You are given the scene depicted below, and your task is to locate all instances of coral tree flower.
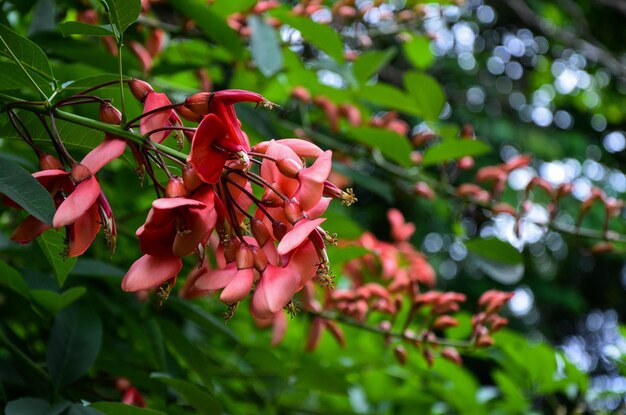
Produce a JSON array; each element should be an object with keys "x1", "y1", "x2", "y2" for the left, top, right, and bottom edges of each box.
[{"x1": 122, "y1": 186, "x2": 217, "y2": 292}]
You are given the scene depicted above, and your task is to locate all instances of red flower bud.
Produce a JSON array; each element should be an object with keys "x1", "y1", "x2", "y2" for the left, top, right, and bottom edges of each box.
[
  {"x1": 39, "y1": 153, "x2": 63, "y2": 170},
  {"x1": 128, "y1": 79, "x2": 154, "y2": 102},
  {"x1": 441, "y1": 347, "x2": 462, "y2": 366},
  {"x1": 272, "y1": 221, "x2": 287, "y2": 240},
  {"x1": 236, "y1": 244, "x2": 254, "y2": 269},
  {"x1": 283, "y1": 200, "x2": 304, "y2": 224},
  {"x1": 99, "y1": 102, "x2": 123, "y2": 125},
  {"x1": 176, "y1": 104, "x2": 203, "y2": 123},
  {"x1": 250, "y1": 245, "x2": 268, "y2": 272},
  {"x1": 70, "y1": 163, "x2": 92, "y2": 183},
  {"x1": 276, "y1": 158, "x2": 301, "y2": 179},
  {"x1": 394, "y1": 345, "x2": 408, "y2": 366},
  {"x1": 250, "y1": 218, "x2": 270, "y2": 246},
  {"x1": 182, "y1": 164, "x2": 203, "y2": 192},
  {"x1": 165, "y1": 176, "x2": 188, "y2": 198}
]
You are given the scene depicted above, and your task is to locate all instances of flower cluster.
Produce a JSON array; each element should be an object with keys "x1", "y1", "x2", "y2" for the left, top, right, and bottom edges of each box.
[{"x1": 118, "y1": 81, "x2": 356, "y2": 319}]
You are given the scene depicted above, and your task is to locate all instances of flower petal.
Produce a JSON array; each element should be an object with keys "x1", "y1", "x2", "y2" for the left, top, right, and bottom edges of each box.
[
  {"x1": 121, "y1": 254, "x2": 182, "y2": 292},
  {"x1": 220, "y1": 268, "x2": 254, "y2": 304},
  {"x1": 140, "y1": 92, "x2": 173, "y2": 143},
  {"x1": 53, "y1": 177, "x2": 100, "y2": 228},
  {"x1": 67, "y1": 202, "x2": 101, "y2": 257},
  {"x1": 11, "y1": 215, "x2": 50, "y2": 243},
  {"x1": 251, "y1": 264, "x2": 299, "y2": 319},
  {"x1": 188, "y1": 114, "x2": 229, "y2": 184},
  {"x1": 194, "y1": 264, "x2": 237, "y2": 290},
  {"x1": 81, "y1": 136, "x2": 126, "y2": 174},
  {"x1": 276, "y1": 218, "x2": 326, "y2": 255}
]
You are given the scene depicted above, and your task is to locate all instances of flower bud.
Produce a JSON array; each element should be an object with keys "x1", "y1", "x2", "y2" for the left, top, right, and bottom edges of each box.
[
  {"x1": 176, "y1": 104, "x2": 203, "y2": 123},
  {"x1": 128, "y1": 79, "x2": 154, "y2": 102},
  {"x1": 283, "y1": 200, "x2": 304, "y2": 224},
  {"x1": 276, "y1": 158, "x2": 301, "y2": 179},
  {"x1": 165, "y1": 176, "x2": 188, "y2": 198},
  {"x1": 235, "y1": 244, "x2": 254, "y2": 269},
  {"x1": 185, "y1": 92, "x2": 214, "y2": 115},
  {"x1": 393, "y1": 345, "x2": 407, "y2": 366},
  {"x1": 99, "y1": 102, "x2": 123, "y2": 125},
  {"x1": 70, "y1": 163, "x2": 92, "y2": 183},
  {"x1": 182, "y1": 164, "x2": 203, "y2": 192},
  {"x1": 250, "y1": 218, "x2": 270, "y2": 246},
  {"x1": 39, "y1": 153, "x2": 63, "y2": 170},
  {"x1": 250, "y1": 245, "x2": 268, "y2": 272},
  {"x1": 272, "y1": 221, "x2": 287, "y2": 240},
  {"x1": 441, "y1": 347, "x2": 462, "y2": 366},
  {"x1": 223, "y1": 238, "x2": 240, "y2": 263}
]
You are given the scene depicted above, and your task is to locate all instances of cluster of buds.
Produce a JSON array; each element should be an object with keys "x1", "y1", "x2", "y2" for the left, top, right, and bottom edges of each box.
[
  {"x1": 117, "y1": 80, "x2": 357, "y2": 320},
  {"x1": 249, "y1": 208, "x2": 513, "y2": 366}
]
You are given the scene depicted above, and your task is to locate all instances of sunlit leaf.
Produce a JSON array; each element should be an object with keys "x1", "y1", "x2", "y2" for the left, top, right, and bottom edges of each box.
[
  {"x1": 422, "y1": 139, "x2": 491, "y2": 166},
  {"x1": 404, "y1": 71, "x2": 445, "y2": 121},
  {"x1": 403, "y1": 35, "x2": 433, "y2": 69},
  {"x1": 466, "y1": 238, "x2": 522, "y2": 265},
  {"x1": 353, "y1": 48, "x2": 396, "y2": 84},
  {"x1": 345, "y1": 126, "x2": 413, "y2": 166},
  {"x1": 276, "y1": 13, "x2": 344, "y2": 63}
]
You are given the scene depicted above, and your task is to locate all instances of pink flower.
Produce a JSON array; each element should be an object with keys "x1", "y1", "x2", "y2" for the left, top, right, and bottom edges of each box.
[
  {"x1": 137, "y1": 186, "x2": 217, "y2": 257},
  {"x1": 139, "y1": 92, "x2": 182, "y2": 143},
  {"x1": 121, "y1": 254, "x2": 182, "y2": 292}
]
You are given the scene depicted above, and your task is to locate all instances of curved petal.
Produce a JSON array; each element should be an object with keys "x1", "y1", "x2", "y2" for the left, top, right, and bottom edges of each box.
[
  {"x1": 276, "y1": 218, "x2": 326, "y2": 255},
  {"x1": 251, "y1": 265, "x2": 299, "y2": 319},
  {"x1": 152, "y1": 197, "x2": 204, "y2": 210},
  {"x1": 121, "y1": 254, "x2": 182, "y2": 292},
  {"x1": 81, "y1": 136, "x2": 126, "y2": 174},
  {"x1": 305, "y1": 197, "x2": 331, "y2": 219},
  {"x1": 275, "y1": 139, "x2": 323, "y2": 158},
  {"x1": 220, "y1": 268, "x2": 254, "y2": 304},
  {"x1": 194, "y1": 264, "x2": 237, "y2": 290},
  {"x1": 140, "y1": 92, "x2": 173, "y2": 143},
  {"x1": 67, "y1": 202, "x2": 101, "y2": 257},
  {"x1": 53, "y1": 177, "x2": 100, "y2": 228},
  {"x1": 11, "y1": 215, "x2": 50, "y2": 243},
  {"x1": 288, "y1": 240, "x2": 319, "y2": 289},
  {"x1": 188, "y1": 114, "x2": 229, "y2": 184}
]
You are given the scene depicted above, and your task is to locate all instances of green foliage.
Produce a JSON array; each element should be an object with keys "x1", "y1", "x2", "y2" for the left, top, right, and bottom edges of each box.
[{"x1": 0, "y1": 156, "x2": 55, "y2": 224}]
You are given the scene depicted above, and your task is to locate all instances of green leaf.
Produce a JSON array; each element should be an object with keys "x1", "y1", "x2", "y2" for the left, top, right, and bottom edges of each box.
[
  {"x1": 352, "y1": 48, "x2": 396, "y2": 84},
  {"x1": 465, "y1": 238, "x2": 522, "y2": 265},
  {"x1": 171, "y1": 0, "x2": 243, "y2": 57},
  {"x1": 0, "y1": 62, "x2": 39, "y2": 90},
  {"x1": 71, "y1": 259, "x2": 125, "y2": 278},
  {"x1": 0, "y1": 156, "x2": 55, "y2": 225},
  {"x1": 248, "y1": 16, "x2": 283, "y2": 76},
  {"x1": 211, "y1": 0, "x2": 257, "y2": 17},
  {"x1": 47, "y1": 305, "x2": 102, "y2": 389},
  {"x1": 36, "y1": 228, "x2": 77, "y2": 287},
  {"x1": 345, "y1": 126, "x2": 413, "y2": 167},
  {"x1": 30, "y1": 287, "x2": 87, "y2": 314},
  {"x1": 0, "y1": 259, "x2": 30, "y2": 299},
  {"x1": 403, "y1": 35, "x2": 433, "y2": 69},
  {"x1": 59, "y1": 22, "x2": 114, "y2": 37},
  {"x1": 422, "y1": 139, "x2": 491, "y2": 166},
  {"x1": 90, "y1": 402, "x2": 166, "y2": 415},
  {"x1": 0, "y1": 111, "x2": 106, "y2": 151},
  {"x1": 360, "y1": 83, "x2": 421, "y2": 116},
  {"x1": 5, "y1": 397, "x2": 51, "y2": 415},
  {"x1": 0, "y1": 24, "x2": 54, "y2": 95},
  {"x1": 332, "y1": 163, "x2": 394, "y2": 203},
  {"x1": 103, "y1": 0, "x2": 141, "y2": 36},
  {"x1": 152, "y1": 375, "x2": 221, "y2": 414},
  {"x1": 404, "y1": 71, "x2": 445, "y2": 121},
  {"x1": 277, "y1": 13, "x2": 344, "y2": 63}
]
